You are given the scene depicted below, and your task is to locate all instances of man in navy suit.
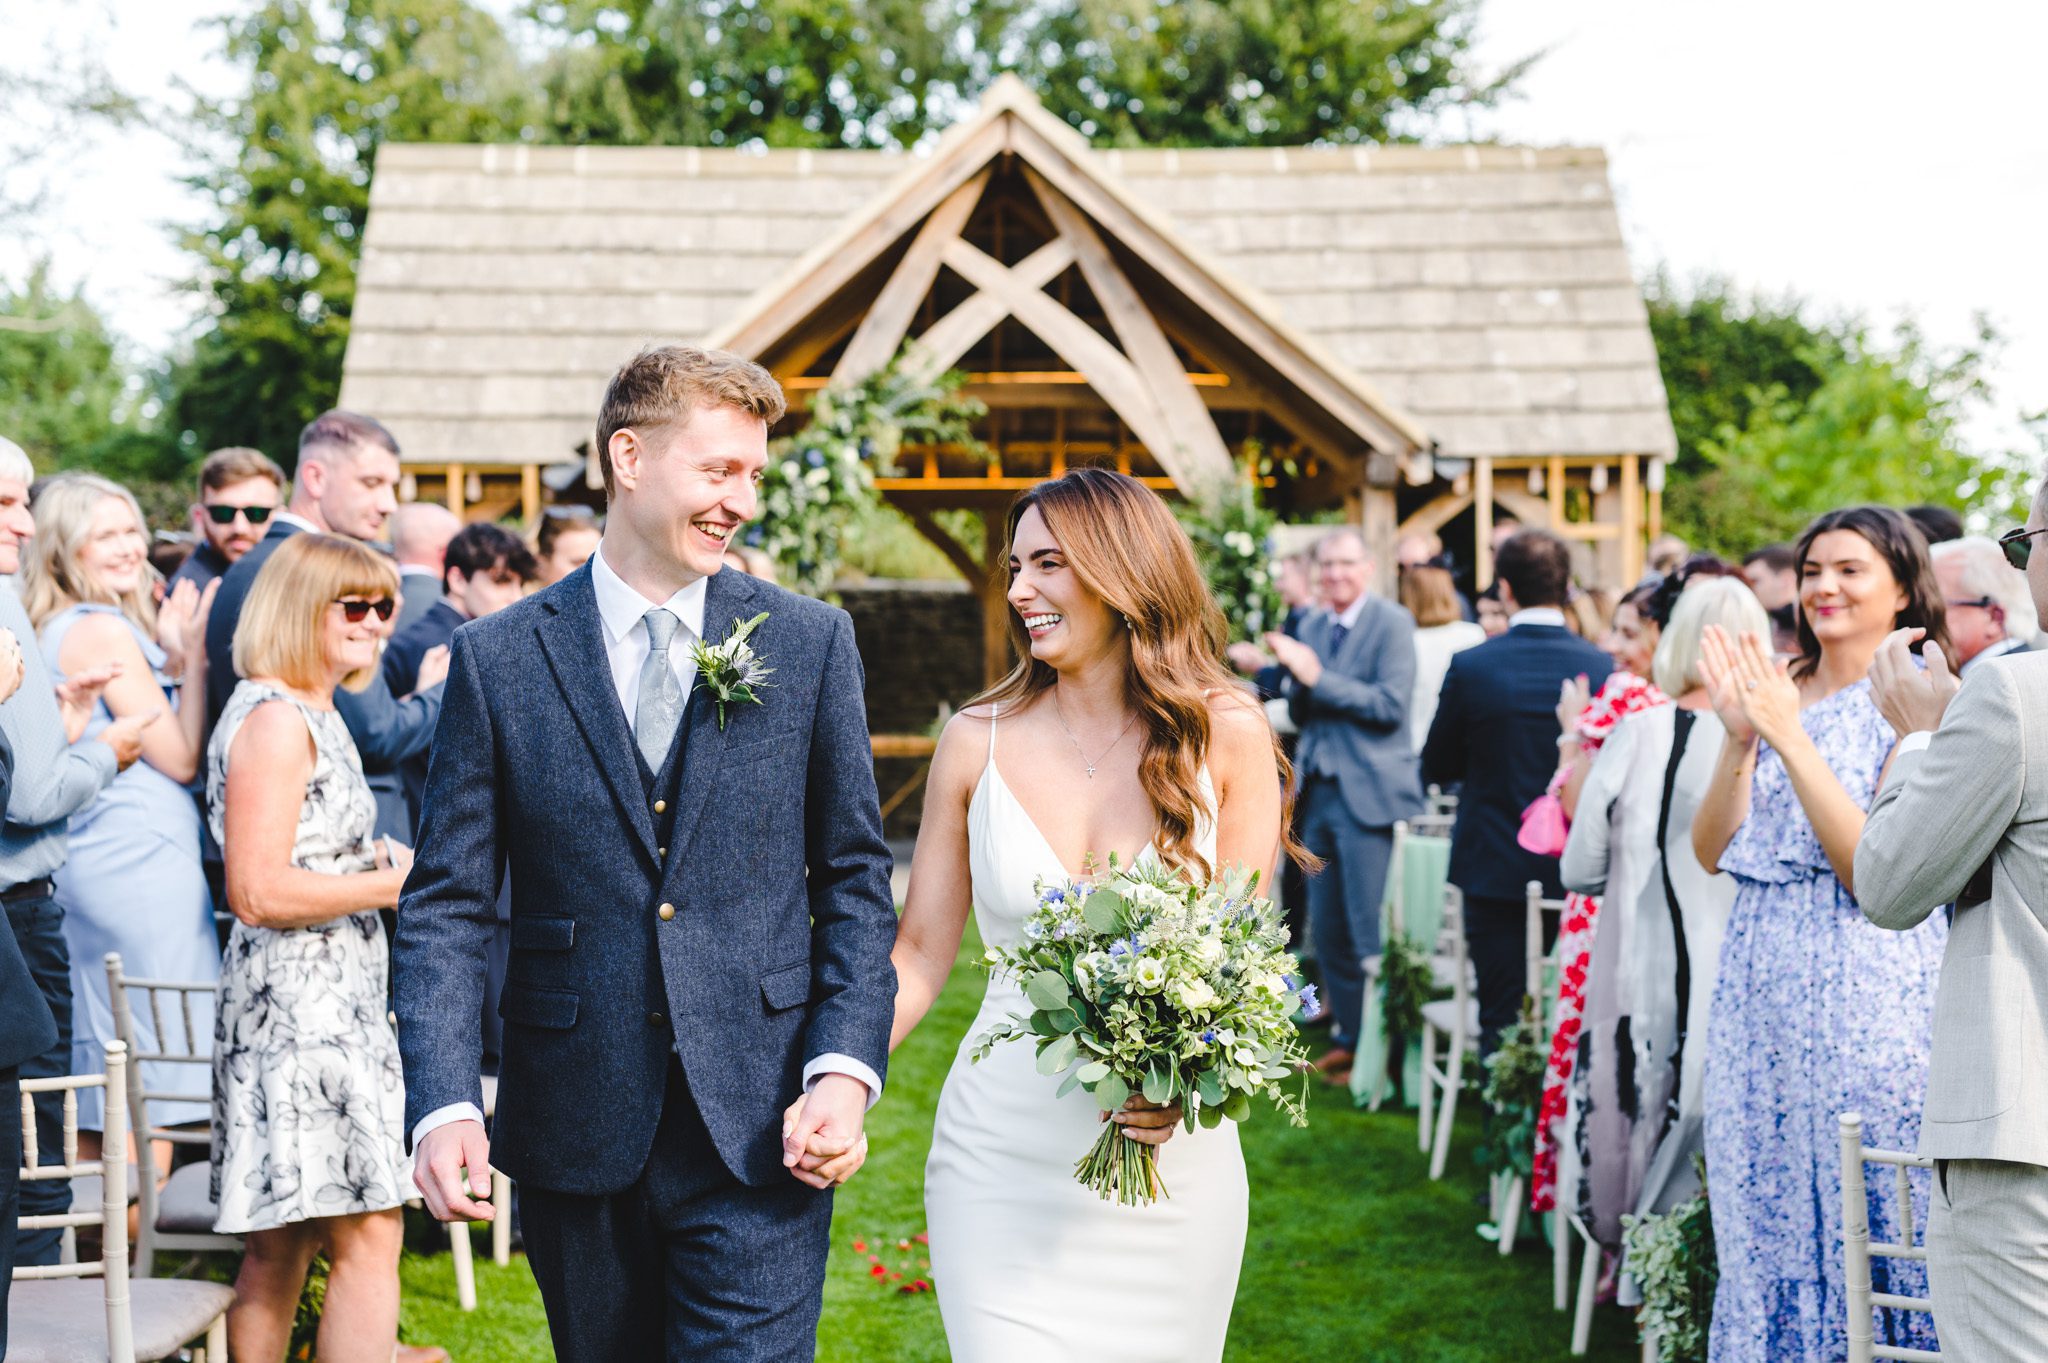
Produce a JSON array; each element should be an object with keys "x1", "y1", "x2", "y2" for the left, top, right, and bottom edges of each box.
[
  {"x1": 203, "y1": 411, "x2": 446, "y2": 841},
  {"x1": 1267, "y1": 528, "x2": 1426, "y2": 1083},
  {"x1": 394, "y1": 345, "x2": 896, "y2": 1362},
  {"x1": 1423, "y1": 529, "x2": 1611, "y2": 1056}
]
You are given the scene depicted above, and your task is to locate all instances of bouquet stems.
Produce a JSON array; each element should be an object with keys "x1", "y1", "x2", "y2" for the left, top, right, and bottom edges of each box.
[{"x1": 1075, "y1": 1122, "x2": 1171, "y2": 1206}]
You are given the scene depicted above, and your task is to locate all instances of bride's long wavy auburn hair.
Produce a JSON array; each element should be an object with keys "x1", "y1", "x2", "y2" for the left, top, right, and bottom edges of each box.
[{"x1": 970, "y1": 468, "x2": 1315, "y2": 882}]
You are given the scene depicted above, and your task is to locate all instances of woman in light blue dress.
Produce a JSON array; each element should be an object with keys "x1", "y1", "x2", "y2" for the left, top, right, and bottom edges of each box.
[
  {"x1": 22, "y1": 474, "x2": 220, "y2": 1134},
  {"x1": 1693, "y1": 507, "x2": 1947, "y2": 1362}
]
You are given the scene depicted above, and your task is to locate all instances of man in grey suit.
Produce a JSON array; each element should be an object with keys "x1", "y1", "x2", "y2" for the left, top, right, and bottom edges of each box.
[
  {"x1": 1856, "y1": 483, "x2": 2048, "y2": 1360},
  {"x1": 1266, "y1": 527, "x2": 1424, "y2": 1083}
]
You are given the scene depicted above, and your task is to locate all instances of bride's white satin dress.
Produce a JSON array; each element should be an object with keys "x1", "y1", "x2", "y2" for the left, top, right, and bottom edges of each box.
[{"x1": 924, "y1": 710, "x2": 1248, "y2": 1361}]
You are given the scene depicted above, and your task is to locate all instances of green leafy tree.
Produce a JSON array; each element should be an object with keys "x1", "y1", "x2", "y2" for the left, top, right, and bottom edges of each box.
[
  {"x1": 169, "y1": 0, "x2": 538, "y2": 467},
  {"x1": 0, "y1": 264, "x2": 158, "y2": 476},
  {"x1": 1002, "y1": 0, "x2": 1522, "y2": 146}
]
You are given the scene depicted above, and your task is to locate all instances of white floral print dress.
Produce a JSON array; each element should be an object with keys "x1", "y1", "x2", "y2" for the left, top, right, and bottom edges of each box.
[{"x1": 205, "y1": 681, "x2": 409, "y2": 1233}]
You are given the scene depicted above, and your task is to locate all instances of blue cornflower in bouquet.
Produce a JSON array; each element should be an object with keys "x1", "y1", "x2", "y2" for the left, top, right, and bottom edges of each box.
[{"x1": 972, "y1": 857, "x2": 1310, "y2": 1206}]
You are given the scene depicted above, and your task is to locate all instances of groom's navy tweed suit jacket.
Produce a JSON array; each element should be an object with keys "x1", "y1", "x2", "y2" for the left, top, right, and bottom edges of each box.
[{"x1": 392, "y1": 562, "x2": 898, "y2": 1195}]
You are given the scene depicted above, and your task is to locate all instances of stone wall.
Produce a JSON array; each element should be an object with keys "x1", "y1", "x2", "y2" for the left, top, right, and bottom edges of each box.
[{"x1": 840, "y1": 579, "x2": 986, "y2": 838}]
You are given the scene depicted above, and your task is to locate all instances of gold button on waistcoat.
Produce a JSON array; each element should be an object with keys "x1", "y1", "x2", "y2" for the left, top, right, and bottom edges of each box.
[
  {"x1": 653, "y1": 799, "x2": 668, "y2": 814},
  {"x1": 658, "y1": 902, "x2": 676, "y2": 921}
]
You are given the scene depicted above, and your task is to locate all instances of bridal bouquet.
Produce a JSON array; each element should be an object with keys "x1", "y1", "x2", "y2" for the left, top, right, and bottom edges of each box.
[{"x1": 971, "y1": 858, "x2": 1311, "y2": 1206}]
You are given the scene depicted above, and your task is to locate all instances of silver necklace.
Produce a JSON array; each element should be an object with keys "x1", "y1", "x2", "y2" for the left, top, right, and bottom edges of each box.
[{"x1": 1052, "y1": 688, "x2": 1138, "y2": 779}]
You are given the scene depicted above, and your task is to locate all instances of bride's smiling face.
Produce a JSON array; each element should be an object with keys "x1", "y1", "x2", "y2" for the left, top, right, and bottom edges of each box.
[{"x1": 1007, "y1": 506, "x2": 1120, "y2": 669}]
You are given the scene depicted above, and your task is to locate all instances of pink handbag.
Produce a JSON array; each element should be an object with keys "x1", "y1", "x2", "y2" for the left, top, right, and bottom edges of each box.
[{"x1": 1516, "y1": 792, "x2": 1569, "y2": 856}]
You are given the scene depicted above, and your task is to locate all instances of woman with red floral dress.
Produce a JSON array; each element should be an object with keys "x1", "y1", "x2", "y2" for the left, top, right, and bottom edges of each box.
[{"x1": 1529, "y1": 585, "x2": 1666, "y2": 1214}]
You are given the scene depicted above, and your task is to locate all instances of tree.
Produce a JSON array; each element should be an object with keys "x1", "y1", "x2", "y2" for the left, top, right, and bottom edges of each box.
[
  {"x1": 1001, "y1": 0, "x2": 1520, "y2": 146},
  {"x1": 169, "y1": 0, "x2": 537, "y2": 468}
]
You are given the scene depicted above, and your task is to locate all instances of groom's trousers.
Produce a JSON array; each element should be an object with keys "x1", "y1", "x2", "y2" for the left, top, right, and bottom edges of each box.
[{"x1": 520, "y1": 1057, "x2": 834, "y2": 1362}]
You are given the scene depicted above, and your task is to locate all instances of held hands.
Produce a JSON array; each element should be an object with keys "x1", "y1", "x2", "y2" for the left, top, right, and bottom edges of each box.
[
  {"x1": 413, "y1": 1119, "x2": 495, "y2": 1222},
  {"x1": 1556, "y1": 673, "x2": 1593, "y2": 737},
  {"x1": 1263, "y1": 632, "x2": 1321, "y2": 689},
  {"x1": 1700, "y1": 625, "x2": 1799, "y2": 748},
  {"x1": 1869, "y1": 627, "x2": 1958, "y2": 740},
  {"x1": 781, "y1": 1073, "x2": 871, "y2": 1191}
]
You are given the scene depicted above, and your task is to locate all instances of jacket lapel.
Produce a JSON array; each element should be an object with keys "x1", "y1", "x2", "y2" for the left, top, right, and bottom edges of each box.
[
  {"x1": 534, "y1": 566, "x2": 658, "y2": 863},
  {"x1": 663, "y1": 567, "x2": 759, "y2": 873}
]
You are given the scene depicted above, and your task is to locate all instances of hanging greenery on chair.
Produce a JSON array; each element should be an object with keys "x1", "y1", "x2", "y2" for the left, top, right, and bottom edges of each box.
[
  {"x1": 1378, "y1": 934, "x2": 1441, "y2": 1050},
  {"x1": 1475, "y1": 994, "x2": 1548, "y2": 1182},
  {"x1": 1176, "y1": 449, "x2": 1283, "y2": 642},
  {"x1": 1622, "y1": 1158, "x2": 1718, "y2": 1363},
  {"x1": 744, "y1": 357, "x2": 986, "y2": 596}
]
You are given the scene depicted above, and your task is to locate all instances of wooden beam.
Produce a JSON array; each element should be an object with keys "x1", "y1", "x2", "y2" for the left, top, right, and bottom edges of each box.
[
  {"x1": 832, "y1": 168, "x2": 991, "y2": 387},
  {"x1": 904, "y1": 506, "x2": 986, "y2": 586},
  {"x1": 901, "y1": 237, "x2": 1076, "y2": 383},
  {"x1": 446, "y1": 463, "x2": 466, "y2": 516},
  {"x1": 1547, "y1": 455, "x2": 1566, "y2": 528},
  {"x1": 520, "y1": 464, "x2": 540, "y2": 527},
  {"x1": 981, "y1": 511, "x2": 1013, "y2": 686},
  {"x1": 1475, "y1": 457, "x2": 1495, "y2": 588},
  {"x1": 939, "y1": 236, "x2": 1186, "y2": 485},
  {"x1": 1023, "y1": 165, "x2": 1235, "y2": 502},
  {"x1": 1620, "y1": 454, "x2": 1643, "y2": 584}
]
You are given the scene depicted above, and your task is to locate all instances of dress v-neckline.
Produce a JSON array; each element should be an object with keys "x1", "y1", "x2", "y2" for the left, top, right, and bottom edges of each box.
[{"x1": 981, "y1": 758, "x2": 1156, "y2": 884}]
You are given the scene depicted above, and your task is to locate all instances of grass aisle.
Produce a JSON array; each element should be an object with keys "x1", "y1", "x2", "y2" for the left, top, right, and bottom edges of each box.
[{"x1": 396, "y1": 929, "x2": 1640, "y2": 1361}]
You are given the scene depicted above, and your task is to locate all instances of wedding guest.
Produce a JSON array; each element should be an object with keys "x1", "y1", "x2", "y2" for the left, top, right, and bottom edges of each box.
[
  {"x1": 1475, "y1": 584, "x2": 1509, "y2": 638},
  {"x1": 1268, "y1": 527, "x2": 1425, "y2": 1085},
  {"x1": 721, "y1": 543, "x2": 780, "y2": 583},
  {"x1": 1693, "y1": 505, "x2": 1947, "y2": 1362},
  {"x1": 1857, "y1": 493, "x2": 2048, "y2": 1362},
  {"x1": 390, "y1": 501, "x2": 461, "y2": 635},
  {"x1": 148, "y1": 535, "x2": 194, "y2": 587},
  {"x1": 168, "y1": 446, "x2": 287, "y2": 597},
  {"x1": 1647, "y1": 533, "x2": 1690, "y2": 577},
  {"x1": 1741, "y1": 542, "x2": 1800, "y2": 650},
  {"x1": 1930, "y1": 535, "x2": 2037, "y2": 671},
  {"x1": 0, "y1": 623, "x2": 57, "y2": 1354},
  {"x1": 203, "y1": 410, "x2": 441, "y2": 842},
  {"x1": 1903, "y1": 503, "x2": 1963, "y2": 548},
  {"x1": 1489, "y1": 515, "x2": 1523, "y2": 558},
  {"x1": 208, "y1": 532, "x2": 417, "y2": 1363},
  {"x1": 1423, "y1": 530, "x2": 1610, "y2": 1057},
  {"x1": 1558, "y1": 571, "x2": 1764, "y2": 1262},
  {"x1": 1396, "y1": 530, "x2": 1475, "y2": 621},
  {"x1": 1399, "y1": 563, "x2": 1483, "y2": 754},
  {"x1": 1530, "y1": 580, "x2": 1666, "y2": 1216},
  {"x1": 0, "y1": 438, "x2": 146, "y2": 1267},
  {"x1": 20, "y1": 474, "x2": 220, "y2": 1141},
  {"x1": 1226, "y1": 550, "x2": 1315, "y2": 701},
  {"x1": 532, "y1": 504, "x2": 601, "y2": 586}
]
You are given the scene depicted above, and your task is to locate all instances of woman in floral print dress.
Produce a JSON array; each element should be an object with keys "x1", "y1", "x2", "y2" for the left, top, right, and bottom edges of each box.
[{"x1": 1693, "y1": 507, "x2": 1947, "y2": 1362}]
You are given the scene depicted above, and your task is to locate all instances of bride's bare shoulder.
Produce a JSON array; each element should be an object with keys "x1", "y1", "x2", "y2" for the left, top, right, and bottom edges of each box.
[{"x1": 1203, "y1": 685, "x2": 1275, "y2": 781}]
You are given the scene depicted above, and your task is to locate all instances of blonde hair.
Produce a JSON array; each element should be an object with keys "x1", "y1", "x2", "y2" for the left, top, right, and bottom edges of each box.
[
  {"x1": 974, "y1": 469, "x2": 1312, "y2": 880},
  {"x1": 20, "y1": 473, "x2": 158, "y2": 632},
  {"x1": 1652, "y1": 577, "x2": 1772, "y2": 696},
  {"x1": 594, "y1": 345, "x2": 786, "y2": 499},
  {"x1": 234, "y1": 533, "x2": 400, "y2": 693}
]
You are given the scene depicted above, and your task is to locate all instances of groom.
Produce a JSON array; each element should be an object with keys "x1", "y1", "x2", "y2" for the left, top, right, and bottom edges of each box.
[{"x1": 393, "y1": 345, "x2": 898, "y2": 1360}]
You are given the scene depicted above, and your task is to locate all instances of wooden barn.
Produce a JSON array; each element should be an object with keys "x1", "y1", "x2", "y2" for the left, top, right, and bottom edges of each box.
[{"x1": 339, "y1": 76, "x2": 1676, "y2": 625}]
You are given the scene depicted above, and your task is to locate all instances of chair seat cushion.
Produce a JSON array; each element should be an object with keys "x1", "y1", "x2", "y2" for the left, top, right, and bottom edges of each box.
[
  {"x1": 1429, "y1": 955, "x2": 1466, "y2": 991},
  {"x1": 155, "y1": 1161, "x2": 219, "y2": 1234},
  {"x1": 8, "y1": 1276, "x2": 233, "y2": 1362},
  {"x1": 1420, "y1": 998, "x2": 1480, "y2": 1039},
  {"x1": 67, "y1": 1163, "x2": 141, "y2": 1212}
]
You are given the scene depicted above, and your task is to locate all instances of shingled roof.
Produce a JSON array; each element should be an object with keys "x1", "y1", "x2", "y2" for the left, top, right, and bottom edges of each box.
[{"x1": 341, "y1": 114, "x2": 1673, "y2": 471}]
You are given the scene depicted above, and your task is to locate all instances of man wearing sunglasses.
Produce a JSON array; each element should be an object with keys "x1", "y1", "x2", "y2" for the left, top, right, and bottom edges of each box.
[
  {"x1": 166, "y1": 446, "x2": 286, "y2": 596},
  {"x1": 1929, "y1": 536, "x2": 2039, "y2": 674},
  {"x1": 1857, "y1": 495, "x2": 2048, "y2": 1361}
]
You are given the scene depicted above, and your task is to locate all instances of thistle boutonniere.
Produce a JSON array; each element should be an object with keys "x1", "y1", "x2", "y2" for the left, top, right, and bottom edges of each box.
[{"x1": 691, "y1": 611, "x2": 773, "y2": 730}]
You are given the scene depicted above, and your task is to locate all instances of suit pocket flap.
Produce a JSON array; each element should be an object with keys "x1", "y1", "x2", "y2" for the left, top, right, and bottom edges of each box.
[
  {"x1": 510, "y1": 916, "x2": 575, "y2": 951},
  {"x1": 760, "y1": 962, "x2": 810, "y2": 1012},
  {"x1": 499, "y1": 984, "x2": 579, "y2": 1030}
]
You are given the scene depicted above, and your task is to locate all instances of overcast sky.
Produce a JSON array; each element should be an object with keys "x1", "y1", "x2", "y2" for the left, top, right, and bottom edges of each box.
[{"x1": 7, "y1": 0, "x2": 2043, "y2": 451}]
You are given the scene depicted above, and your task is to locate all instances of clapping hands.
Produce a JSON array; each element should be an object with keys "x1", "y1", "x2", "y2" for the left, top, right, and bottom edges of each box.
[
  {"x1": 155, "y1": 577, "x2": 218, "y2": 680},
  {"x1": 1699, "y1": 625, "x2": 1799, "y2": 747}
]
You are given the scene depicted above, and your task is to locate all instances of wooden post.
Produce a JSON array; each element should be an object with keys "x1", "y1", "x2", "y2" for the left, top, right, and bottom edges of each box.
[
  {"x1": 521, "y1": 464, "x2": 541, "y2": 528},
  {"x1": 1547, "y1": 454, "x2": 1566, "y2": 530},
  {"x1": 1647, "y1": 457, "x2": 1665, "y2": 543},
  {"x1": 981, "y1": 511, "x2": 1012, "y2": 686},
  {"x1": 1620, "y1": 454, "x2": 1643, "y2": 585},
  {"x1": 1475, "y1": 457, "x2": 1496, "y2": 588},
  {"x1": 445, "y1": 463, "x2": 466, "y2": 516},
  {"x1": 1362, "y1": 481, "x2": 1396, "y2": 597}
]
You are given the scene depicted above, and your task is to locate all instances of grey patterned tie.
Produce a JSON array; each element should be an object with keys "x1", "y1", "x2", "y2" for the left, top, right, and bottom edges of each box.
[{"x1": 635, "y1": 608, "x2": 685, "y2": 772}]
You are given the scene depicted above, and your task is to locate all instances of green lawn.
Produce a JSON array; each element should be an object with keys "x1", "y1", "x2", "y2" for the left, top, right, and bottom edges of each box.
[{"x1": 394, "y1": 932, "x2": 1641, "y2": 1362}]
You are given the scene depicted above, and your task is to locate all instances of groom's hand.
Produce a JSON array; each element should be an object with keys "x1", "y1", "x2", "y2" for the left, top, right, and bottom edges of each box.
[
  {"x1": 782, "y1": 1074, "x2": 869, "y2": 1191},
  {"x1": 415, "y1": 1120, "x2": 496, "y2": 1222}
]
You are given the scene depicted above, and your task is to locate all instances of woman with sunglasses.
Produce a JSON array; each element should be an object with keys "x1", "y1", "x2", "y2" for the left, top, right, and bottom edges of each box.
[
  {"x1": 206, "y1": 533, "x2": 421, "y2": 1363},
  {"x1": 18, "y1": 473, "x2": 220, "y2": 1149}
]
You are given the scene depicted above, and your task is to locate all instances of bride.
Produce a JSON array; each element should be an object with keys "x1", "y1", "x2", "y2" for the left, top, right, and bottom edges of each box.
[{"x1": 817, "y1": 468, "x2": 1303, "y2": 1359}]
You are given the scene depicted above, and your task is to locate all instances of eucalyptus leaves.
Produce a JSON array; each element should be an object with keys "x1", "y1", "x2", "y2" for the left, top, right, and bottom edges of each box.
[{"x1": 972, "y1": 858, "x2": 1310, "y2": 1205}]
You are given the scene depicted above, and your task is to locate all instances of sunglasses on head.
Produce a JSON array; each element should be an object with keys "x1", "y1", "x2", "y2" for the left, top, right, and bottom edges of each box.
[
  {"x1": 202, "y1": 503, "x2": 273, "y2": 525},
  {"x1": 1999, "y1": 526, "x2": 2048, "y2": 570},
  {"x1": 333, "y1": 597, "x2": 396, "y2": 623}
]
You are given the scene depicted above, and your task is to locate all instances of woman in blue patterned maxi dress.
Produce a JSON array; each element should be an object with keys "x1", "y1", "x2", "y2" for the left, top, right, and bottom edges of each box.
[{"x1": 1692, "y1": 507, "x2": 1948, "y2": 1363}]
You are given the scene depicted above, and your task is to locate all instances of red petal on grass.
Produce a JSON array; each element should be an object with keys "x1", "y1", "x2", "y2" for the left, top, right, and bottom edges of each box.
[
  {"x1": 852, "y1": 1239, "x2": 867, "y2": 1253},
  {"x1": 869, "y1": 1263, "x2": 887, "y2": 1279},
  {"x1": 913, "y1": 1232, "x2": 930, "y2": 1244}
]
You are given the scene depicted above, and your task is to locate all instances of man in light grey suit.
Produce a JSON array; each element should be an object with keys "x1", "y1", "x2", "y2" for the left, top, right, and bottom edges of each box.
[
  {"x1": 1266, "y1": 527, "x2": 1424, "y2": 1084},
  {"x1": 1856, "y1": 478, "x2": 2048, "y2": 1361}
]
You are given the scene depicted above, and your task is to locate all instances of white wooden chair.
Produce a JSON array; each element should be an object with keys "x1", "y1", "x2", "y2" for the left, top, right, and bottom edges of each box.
[
  {"x1": 1417, "y1": 886, "x2": 1477, "y2": 1179},
  {"x1": 1840, "y1": 1111, "x2": 1942, "y2": 1363},
  {"x1": 445, "y1": 1073, "x2": 517, "y2": 1312},
  {"x1": 105, "y1": 953, "x2": 243, "y2": 1277},
  {"x1": 1494, "y1": 882, "x2": 1566, "y2": 1259},
  {"x1": 10, "y1": 1041, "x2": 234, "y2": 1362}
]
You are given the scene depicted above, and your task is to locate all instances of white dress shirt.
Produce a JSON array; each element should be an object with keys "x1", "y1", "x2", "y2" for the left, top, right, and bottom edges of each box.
[
  {"x1": 412, "y1": 544, "x2": 877, "y2": 1150},
  {"x1": 1962, "y1": 635, "x2": 2028, "y2": 674},
  {"x1": 1508, "y1": 606, "x2": 1569, "y2": 629}
]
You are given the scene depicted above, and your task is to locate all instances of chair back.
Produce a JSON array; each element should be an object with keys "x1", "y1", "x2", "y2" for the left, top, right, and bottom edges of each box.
[
  {"x1": 106, "y1": 952, "x2": 219, "y2": 1263},
  {"x1": 15, "y1": 1042, "x2": 133, "y2": 1356},
  {"x1": 1524, "y1": 880, "x2": 1569, "y2": 1004},
  {"x1": 1839, "y1": 1111, "x2": 1941, "y2": 1363}
]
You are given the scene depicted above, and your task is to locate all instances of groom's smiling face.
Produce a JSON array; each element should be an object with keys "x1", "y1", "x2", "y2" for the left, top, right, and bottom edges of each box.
[{"x1": 610, "y1": 402, "x2": 768, "y2": 581}]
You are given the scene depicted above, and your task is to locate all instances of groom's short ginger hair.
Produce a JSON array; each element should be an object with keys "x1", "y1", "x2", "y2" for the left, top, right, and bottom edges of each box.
[{"x1": 595, "y1": 345, "x2": 786, "y2": 499}]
